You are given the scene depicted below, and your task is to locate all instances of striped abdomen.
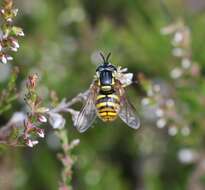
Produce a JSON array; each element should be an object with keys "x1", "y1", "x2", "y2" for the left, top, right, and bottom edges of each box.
[{"x1": 95, "y1": 93, "x2": 120, "y2": 122}]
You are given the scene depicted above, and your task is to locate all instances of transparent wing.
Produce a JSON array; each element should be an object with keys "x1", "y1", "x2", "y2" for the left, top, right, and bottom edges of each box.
[
  {"x1": 74, "y1": 83, "x2": 98, "y2": 133},
  {"x1": 119, "y1": 96, "x2": 140, "y2": 129},
  {"x1": 114, "y1": 80, "x2": 140, "y2": 129}
]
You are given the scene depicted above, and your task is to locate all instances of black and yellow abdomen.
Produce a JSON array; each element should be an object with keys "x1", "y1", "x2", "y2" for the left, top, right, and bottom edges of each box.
[{"x1": 95, "y1": 93, "x2": 120, "y2": 122}]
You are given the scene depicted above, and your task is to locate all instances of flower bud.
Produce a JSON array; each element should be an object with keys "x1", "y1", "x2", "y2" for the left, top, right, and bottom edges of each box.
[
  {"x1": 32, "y1": 140, "x2": 39, "y2": 146},
  {"x1": 26, "y1": 139, "x2": 33, "y2": 147},
  {"x1": 28, "y1": 74, "x2": 38, "y2": 88},
  {"x1": 70, "y1": 139, "x2": 80, "y2": 148},
  {"x1": 26, "y1": 139, "x2": 39, "y2": 147},
  {"x1": 6, "y1": 55, "x2": 13, "y2": 60},
  {"x1": 36, "y1": 129, "x2": 45, "y2": 138},
  {"x1": 11, "y1": 26, "x2": 24, "y2": 36},
  {"x1": 1, "y1": 54, "x2": 7, "y2": 64},
  {"x1": 38, "y1": 115, "x2": 47, "y2": 123}
]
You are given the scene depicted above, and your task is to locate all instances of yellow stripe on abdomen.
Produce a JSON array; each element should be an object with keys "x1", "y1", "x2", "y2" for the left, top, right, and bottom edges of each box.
[
  {"x1": 107, "y1": 112, "x2": 117, "y2": 116},
  {"x1": 96, "y1": 93, "x2": 120, "y2": 122},
  {"x1": 96, "y1": 94, "x2": 106, "y2": 100}
]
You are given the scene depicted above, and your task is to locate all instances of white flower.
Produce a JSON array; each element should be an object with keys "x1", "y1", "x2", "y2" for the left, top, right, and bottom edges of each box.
[
  {"x1": 26, "y1": 139, "x2": 33, "y2": 147},
  {"x1": 48, "y1": 112, "x2": 65, "y2": 129},
  {"x1": 141, "y1": 98, "x2": 150, "y2": 106},
  {"x1": 160, "y1": 24, "x2": 177, "y2": 35},
  {"x1": 153, "y1": 84, "x2": 161, "y2": 92},
  {"x1": 168, "y1": 126, "x2": 178, "y2": 136},
  {"x1": 26, "y1": 139, "x2": 39, "y2": 147},
  {"x1": 18, "y1": 30, "x2": 25, "y2": 36},
  {"x1": 70, "y1": 139, "x2": 80, "y2": 148},
  {"x1": 166, "y1": 99, "x2": 175, "y2": 107},
  {"x1": 114, "y1": 66, "x2": 133, "y2": 87},
  {"x1": 172, "y1": 31, "x2": 183, "y2": 45},
  {"x1": 11, "y1": 47, "x2": 18, "y2": 52},
  {"x1": 156, "y1": 118, "x2": 167, "y2": 128},
  {"x1": 12, "y1": 40, "x2": 20, "y2": 48},
  {"x1": 181, "y1": 58, "x2": 191, "y2": 69},
  {"x1": 6, "y1": 18, "x2": 12, "y2": 22},
  {"x1": 1, "y1": 9, "x2": 5, "y2": 14},
  {"x1": 117, "y1": 66, "x2": 128, "y2": 73},
  {"x1": 181, "y1": 127, "x2": 190, "y2": 136},
  {"x1": 6, "y1": 55, "x2": 13, "y2": 61},
  {"x1": 32, "y1": 140, "x2": 39, "y2": 146},
  {"x1": 13, "y1": 9, "x2": 18, "y2": 16},
  {"x1": 1, "y1": 54, "x2": 7, "y2": 64},
  {"x1": 119, "y1": 73, "x2": 133, "y2": 87},
  {"x1": 37, "y1": 129, "x2": 45, "y2": 138},
  {"x1": 178, "y1": 148, "x2": 197, "y2": 164},
  {"x1": 170, "y1": 68, "x2": 182, "y2": 79},
  {"x1": 172, "y1": 48, "x2": 184, "y2": 57},
  {"x1": 156, "y1": 109, "x2": 164, "y2": 117}
]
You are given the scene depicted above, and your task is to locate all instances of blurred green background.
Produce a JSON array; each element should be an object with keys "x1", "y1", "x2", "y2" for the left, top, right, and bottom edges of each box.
[{"x1": 1, "y1": 0, "x2": 205, "y2": 189}]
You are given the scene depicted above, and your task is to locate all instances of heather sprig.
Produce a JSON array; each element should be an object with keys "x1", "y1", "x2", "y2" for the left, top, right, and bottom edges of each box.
[
  {"x1": 161, "y1": 20, "x2": 201, "y2": 80},
  {"x1": 0, "y1": 0, "x2": 24, "y2": 64},
  {"x1": 139, "y1": 73, "x2": 190, "y2": 136},
  {"x1": 23, "y1": 74, "x2": 49, "y2": 147},
  {"x1": 56, "y1": 129, "x2": 80, "y2": 190}
]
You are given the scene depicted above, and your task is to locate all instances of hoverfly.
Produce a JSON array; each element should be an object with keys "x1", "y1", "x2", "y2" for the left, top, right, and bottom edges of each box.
[{"x1": 74, "y1": 52, "x2": 140, "y2": 132}]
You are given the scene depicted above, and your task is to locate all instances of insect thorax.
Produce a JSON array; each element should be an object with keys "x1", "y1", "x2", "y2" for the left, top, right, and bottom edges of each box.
[{"x1": 96, "y1": 69, "x2": 116, "y2": 93}]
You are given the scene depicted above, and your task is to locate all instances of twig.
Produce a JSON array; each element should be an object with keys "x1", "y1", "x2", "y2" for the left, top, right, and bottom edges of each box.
[
  {"x1": 0, "y1": 89, "x2": 88, "y2": 146},
  {"x1": 50, "y1": 90, "x2": 89, "y2": 113}
]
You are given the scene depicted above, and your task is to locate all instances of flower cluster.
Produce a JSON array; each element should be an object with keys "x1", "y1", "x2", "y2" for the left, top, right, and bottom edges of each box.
[
  {"x1": 0, "y1": 0, "x2": 24, "y2": 64},
  {"x1": 114, "y1": 66, "x2": 134, "y2": 87},
  {"x1": 139, "y1": 74, "x2": 190, "y2": 136},
  {"x1": 161, "y1": 20, "x2": 200, "y2": 80},
  {"x1": 23, "y1": 74, "x2": 49, "y2": 147}
]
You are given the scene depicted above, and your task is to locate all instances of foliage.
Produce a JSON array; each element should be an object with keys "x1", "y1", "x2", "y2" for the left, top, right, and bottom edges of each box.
[{"x1": 0, "y1": 0, "x2": 205, "y2": 190}]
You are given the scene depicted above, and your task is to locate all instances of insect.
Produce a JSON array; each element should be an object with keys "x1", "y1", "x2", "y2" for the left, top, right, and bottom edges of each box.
[{"x1": 74, "y1": 52, "x2": 140, "y2": 132}]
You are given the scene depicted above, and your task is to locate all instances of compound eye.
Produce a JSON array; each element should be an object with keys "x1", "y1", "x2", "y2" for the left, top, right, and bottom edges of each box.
[
  {"x1": 108, "y1": 65, "x2": 116, "y2": 71},
  {"x1": 107, "y1": 66, "x2": 112, "y2": 70},
  {"x1": 96, "y1": 66, "x2": 102, "y2": 72}
]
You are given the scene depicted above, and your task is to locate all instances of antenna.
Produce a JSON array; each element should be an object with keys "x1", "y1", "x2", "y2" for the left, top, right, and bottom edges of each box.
[
  {"x1": 100, "y1": 52, "x2": 106, "y2": 63},
  {"x1": 106, "y1": 52, "x2": 111, "y2": 63},
  {"x1": 99, "y1": 52, "x2": 111, "y2": 65}
]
